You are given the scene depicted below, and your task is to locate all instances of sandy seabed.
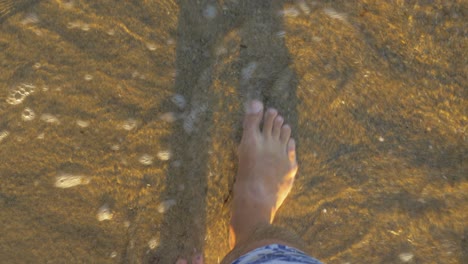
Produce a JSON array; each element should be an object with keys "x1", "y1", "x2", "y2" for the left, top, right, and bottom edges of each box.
[{"x1": 0, "y1": 0, "x2": 466, "y2": 263}]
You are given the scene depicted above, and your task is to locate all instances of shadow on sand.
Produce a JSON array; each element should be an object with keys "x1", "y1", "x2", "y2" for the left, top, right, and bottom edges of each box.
[{"x1": 148, "y1": 0, "x2": 298, "y2": 263}]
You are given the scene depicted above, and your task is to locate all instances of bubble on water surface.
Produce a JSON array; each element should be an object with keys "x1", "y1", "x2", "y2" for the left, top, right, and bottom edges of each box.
[
  {"x1": 67, "y1": 20, "x2": 90, "y2": 31},
  {"x1": 67, "y1": 21, "x2": 81, "y2": 29},
  {"x1": 323, "y1": 8, "x2": 348, "y2": 22},
  {"x1": 399, "y1": 252, "x2": 414, "y2": 262},
  {"x1": 171, "y1": 94, "x2": 186, "y2": 110},
  {"x1": 6, "y1": 83, "x2": 36, "y2": 105},
  {"x1": 276, "y1": 31, "x2": 286, "y2": 38},
  {"x1": 148, "y1": 237, "x2": 159, "y2": 249},
  {"x1": 21, "y1": 108, "x2": 35, "y2": 121},
  {"x1": 54, "y1": 174, "x2": 90, "y2": 188},
  {"x1": 157, "y1": 150, "x2": 172, "y2": 161},
  {"x1": 106, "y1": 28, "x2": 115, "y2": 36},
  {"x1": 146, "y1": 42, "x2": 157, "y2": 51},
  {"x1": 203, "y1": 5, "x2": 217, "y2": 19},
  {"x1": 110, "y1": 144, "x2": 120, "y2": 151},
  {"x1": 0, "y1": 130, "x2": 10, "y2": 143},
  {"x1": 21, "y1": 13, "x2": 39, "y2": 25},
  {"x1": 139, "y1": 154, "x2": 154, "y2": 165},
  {"x1": 97, "y1": 204, "x2": 113, "y2": 221},
  {"x1": 40, "y1": 113, "x2": 60, "y2": 124},
  {"x1": 80, "y1": 23, "x2": 90, "y2": 31},
  {"x1": 241, "y1": 62, "x2": 258, "y2": 84},
  {"x1": 76, "y1": 120, "x2": 90, "y2": 128},
  {"x1": 84, "y1": 74, "x2": 93, "y2": 81},
  {"x1": 183, "y1": 104, "x2": 207, "y2": 134},
  {"x1": 157, "y1": 199, "x2": 176, "y2": 213},
  {"x1": 279, "y1": 7, "x2": 299, "y2": 17},
  {"x1": 121, "y1": 119, "x2": 137, "y2": 130}
]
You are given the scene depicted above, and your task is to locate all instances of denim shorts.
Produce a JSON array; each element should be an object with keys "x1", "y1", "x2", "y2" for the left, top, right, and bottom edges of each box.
[{"x1": 231, "y1": 244, "x2": 322, "y2": 264}]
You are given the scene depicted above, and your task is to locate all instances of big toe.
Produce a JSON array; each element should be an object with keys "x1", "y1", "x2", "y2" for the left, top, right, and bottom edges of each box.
[{"x1": 243, "y1": 100, "x2": 263, "y2": 132}]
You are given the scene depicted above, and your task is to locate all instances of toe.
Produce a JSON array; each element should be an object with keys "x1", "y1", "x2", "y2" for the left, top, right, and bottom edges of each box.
[
  {"x1": 287, "y1": 138, "x2": 296, "y2": 163},
  {"x1": 280, "y1": 124, "x2": 291, "y2": 144},
  {"x1": 243, "y1": 100, "x2": 264, "y2": 133},
  {"x1": 175, "y1": 258, "x2": 187, "y2": 264},
  {"x1": 192, "y1": 253, "x2": 204, "y2": 264},
  {"x1": 272, "y1": 115, "x2": 284, "y2": 138},
  {"x1": 263, "y1": 108, "x2": 278, "y2": 136}
]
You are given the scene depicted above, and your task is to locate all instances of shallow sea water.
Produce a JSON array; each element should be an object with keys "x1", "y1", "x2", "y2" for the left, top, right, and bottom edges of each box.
[{"x1": 0, "y1": 0, "x2": 466, "y2": 263}]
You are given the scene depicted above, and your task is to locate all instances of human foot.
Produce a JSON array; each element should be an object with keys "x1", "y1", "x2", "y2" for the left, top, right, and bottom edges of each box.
[{"x1": 229, "y1": 100, "x2": 298, "y2": 248}]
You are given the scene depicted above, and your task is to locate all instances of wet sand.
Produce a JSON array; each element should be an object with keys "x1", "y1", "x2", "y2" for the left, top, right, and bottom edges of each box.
[{"x1": 0, "y1": 0, "x2": 466, "y2": 263}]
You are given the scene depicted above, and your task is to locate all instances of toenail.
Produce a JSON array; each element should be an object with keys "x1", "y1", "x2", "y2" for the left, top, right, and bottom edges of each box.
[
  {"x1": 247, "y1": 101, "x2": 263, "y2": 113},
  {"x1": 276, "y1": 116, "x2": 284, "y2": 123}
]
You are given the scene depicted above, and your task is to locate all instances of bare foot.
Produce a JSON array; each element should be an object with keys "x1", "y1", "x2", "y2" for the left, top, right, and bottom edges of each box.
[
  {"x1": 175, "y1": 253, "x2": 203, "y2": 264},
  {"x1": 229, "y1": 100, "x2": 298, "y2": 248}
]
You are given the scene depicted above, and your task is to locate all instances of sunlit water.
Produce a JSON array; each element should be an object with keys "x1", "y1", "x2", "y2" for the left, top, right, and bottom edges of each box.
[{"x1": 0, "y1": 0, "x2": 466, "y2": 263}]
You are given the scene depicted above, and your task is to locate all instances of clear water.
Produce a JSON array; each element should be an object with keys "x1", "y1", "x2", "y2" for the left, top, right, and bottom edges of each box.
[{"x1": 0, "y1": 0, "x2": 466, "y2": 263}]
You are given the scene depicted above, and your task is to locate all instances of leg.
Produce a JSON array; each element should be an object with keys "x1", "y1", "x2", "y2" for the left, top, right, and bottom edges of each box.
[{"x1": 222, "y1": 100, "x2": 310, "y2": 263}]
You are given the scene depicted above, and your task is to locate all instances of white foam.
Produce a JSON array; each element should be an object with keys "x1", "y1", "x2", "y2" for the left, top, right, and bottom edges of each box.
[{"x1": 21, "y1": 108, "x2": 35, "y2": 121}]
